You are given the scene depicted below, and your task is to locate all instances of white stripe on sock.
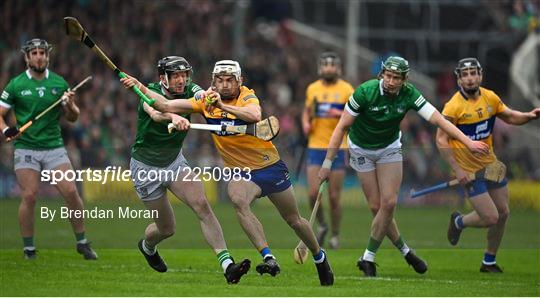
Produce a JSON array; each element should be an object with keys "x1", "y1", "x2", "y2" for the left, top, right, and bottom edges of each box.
[
  {"x1": 362, "y1": 249, "x2": 376, "y2": 262},
  {"x1": 221, "y1": 258, "x2": 233, "y2": 272},
  {"x1": 142, "y1": 239, "x2": 156, "y2": 255}
]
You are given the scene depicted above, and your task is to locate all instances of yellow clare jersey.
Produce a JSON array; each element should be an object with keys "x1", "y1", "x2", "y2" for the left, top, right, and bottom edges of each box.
[
  {"x1": 189, "y1": 86, "x2": 280, "y2": 170},
  {"x1": 305, "y1": 79, "x2": 354, "y2": 149},
  {"x1": 442, "y1": 87, "x2": 507, "y2": 172}
]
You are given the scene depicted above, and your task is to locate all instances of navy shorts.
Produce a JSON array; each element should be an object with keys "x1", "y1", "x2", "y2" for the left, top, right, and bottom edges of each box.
[
  {"x1": 307, "y1": 149, "x2": 345, "y2": 170},
  {"x1": 463, "y1": 178, "x2": 508, "y2": 198},
  {"x1": 241, "y1": 160, "x2": 292, "y2": 198}
]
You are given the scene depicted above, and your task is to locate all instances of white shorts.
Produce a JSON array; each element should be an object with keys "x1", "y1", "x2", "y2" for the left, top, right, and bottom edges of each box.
[
  {"x1": 348, "y1": 136, "x2": 403, "y2": 173},
  {"x1": 130, "y1": 150, "x2": 190, "y2": 201},
  {"x1": 14, "y1": 147, "x2": 72, "y2": 172}
]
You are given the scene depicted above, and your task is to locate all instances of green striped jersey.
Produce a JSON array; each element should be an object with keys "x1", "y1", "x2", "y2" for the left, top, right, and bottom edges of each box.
[
  {"x1": 346, "y1": 79, "x2": 428, "y2": 149},
  {"x1": 1, "y1": 69, "x2": 68, "y2": 149}
]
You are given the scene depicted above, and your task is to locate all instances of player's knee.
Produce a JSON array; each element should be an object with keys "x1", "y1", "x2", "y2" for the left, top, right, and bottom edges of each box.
[
  {"x1": 380, "y1": 197, "x2": 397, "y2": 213},
  {"x1": 230, "y1": 195, "x2": 249, "y2": 211},
  {"x1": 284, "y1": 214, "x2": 304, "y2": 230},
  {"x1": 21, "y1": 190, "x2": 37, "y2": 205},
  {"x1": 483, "y1": 213, "x2": 499, "y2": 226},
  {"x1": 498, "y1": 208, "x2": 509, "y2": 222},
  {"x1": 63, "y1": 185, "x2": 80, "y2": 201},
  {"x1": 191, "y1": 197, "x2": 212, "y2": 216},
  {"x1": 368, "y1": 205, "x2": 380, "y2": 215}
]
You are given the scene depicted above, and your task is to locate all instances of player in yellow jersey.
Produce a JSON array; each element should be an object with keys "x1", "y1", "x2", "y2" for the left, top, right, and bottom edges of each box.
[
  {"x1": 121, "y1": 60, "x2": 334, "y2": 286},
  {"x1": 436, "y1": 58, "x2": 540, "y2": 273},
  {"x1": 302, "y1": 52, "x2": 354, "y2": 248}
]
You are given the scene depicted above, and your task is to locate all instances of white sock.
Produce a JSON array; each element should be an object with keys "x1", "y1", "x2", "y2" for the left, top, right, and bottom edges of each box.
[
  {"x1": 362, "y1": 249, "x2": 376, "y2": 262},
  {"x1": 142, "y1": 239, "x2": 156, "y2": 255},
  {"x1": 77, "y1": 239, "x2": 88, "y2": 244},
  {"x1": 400, "y1": 243, "x2": 411, "y2": 256},
  {"x1": 23, "y1": 246, "x2": 36, "y2": 251},
  {"x1": 263, "y1": 253, "x2": 275, "y2": 260},
  {"x1": 221, "y1": 258, "x2": 233, "y2": 272}
]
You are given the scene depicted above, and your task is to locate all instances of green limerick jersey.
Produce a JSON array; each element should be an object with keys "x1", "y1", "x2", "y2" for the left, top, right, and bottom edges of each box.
[
  {"x1": 1, "y1": 70, "x2": 69, "y2": 149},
  {"x1": 346, "y1": 79, "x2": 428, "y2": 149},
  {"x1": 131, "y1": 82, "x2": 202, "y2": 167}
]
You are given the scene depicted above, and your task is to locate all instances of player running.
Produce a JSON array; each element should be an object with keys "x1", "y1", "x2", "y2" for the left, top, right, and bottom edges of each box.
[
  {"x1": 437, "y1": 57, "x2": 540, "y2": 273},
  {"x1": 128, "y1": 56, "x2": 249, "y2": 284},
  {"x1": 318, "y1": 56, "x2": 490, "y2": 277},
  {"x1": 302, "y1": 52, "x2": 354, "y2": 248},
  {"x1": 0, "y1": 38, "x2": 97, "y2": 260},
  {"x1": 121, "y1": 60, "x2": 334, "y2": 286}
]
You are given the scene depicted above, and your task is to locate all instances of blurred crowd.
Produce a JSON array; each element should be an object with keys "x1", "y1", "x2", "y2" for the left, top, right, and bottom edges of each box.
[{"x1": 1, "y1": 0, "x2": 538, "y2": 188}]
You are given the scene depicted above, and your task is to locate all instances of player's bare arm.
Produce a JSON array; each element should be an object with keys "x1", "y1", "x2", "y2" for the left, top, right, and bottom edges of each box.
[
  {"x1": 301, "y1": 106, "x2": 312, "y2": 136},
  {"x1": 428, "y1": 110, "x2": 489, "y2": 155},
  {"x1": 436, "y1": 127, "x2": 472, "y2": 185},
  {"x1": 497, "y1": 107, "x2": 540, "y2": 125},
  {"x1": 143, "y1": 102, "x2": 190, "y2": 130},
  {"x1": 61, "y1": 90, "x2": 80, "y2": 122},
  {"x1": 120, "y1": 74, "x2": 193, "y2": 114},
  {"x1": 318, "y1": 111, "x2": 355, "y2": 183}
]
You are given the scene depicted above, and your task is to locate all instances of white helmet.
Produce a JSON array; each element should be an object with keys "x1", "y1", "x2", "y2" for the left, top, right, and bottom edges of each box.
[{"x1": 212, "y1": 60, "x2": 241, "y2": 81}]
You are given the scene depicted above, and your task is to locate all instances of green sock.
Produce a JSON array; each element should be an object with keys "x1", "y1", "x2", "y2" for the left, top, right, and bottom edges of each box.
[
  {"x1": 393, "y1": 236, "x2": 405, "y2": 250},
  {"x1": 393, "y1": 236, "x2": 411, "y2": 256},
  {"x1": 367, "y1": 236, "x2": 382, "y2": 253},
  {"x1": 75, "y1": 232, "x2": 86, "y2": 242},
  {"x1": 217, "y1": 250, "x2": 233, "y2": 272},
  {"x1": 23, "y1": 237, "x2": 34, "y2": 248}
]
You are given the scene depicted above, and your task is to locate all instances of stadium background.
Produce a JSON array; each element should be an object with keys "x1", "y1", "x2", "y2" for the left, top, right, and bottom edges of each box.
[{"x1": 0, "y1": 1, "x2": 539, "y2": 296}]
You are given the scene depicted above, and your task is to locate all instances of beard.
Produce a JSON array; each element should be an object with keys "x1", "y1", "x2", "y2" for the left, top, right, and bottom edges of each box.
[
  {"x1": 221, "y1": 93, "x2": 236, "y2": 100},
  {"x1": 29, "y1": 64, "x2": 46, "y2": 73},
  {"x1": 321, "y1": 73, "x2": 338, "y2": 83},
  {"x1": 462, "y1": 85, "x2": 479, "y2": 95}
]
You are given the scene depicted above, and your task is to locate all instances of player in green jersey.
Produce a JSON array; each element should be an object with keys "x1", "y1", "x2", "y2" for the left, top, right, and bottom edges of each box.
[
  {"x1": 0, "y1": 38, "x2": 97, "y2": 260},
  {"x1": 318, "y1": 56, "x2": 490, "y2": 277},
  {"x1": 129, "y1": 56, "x2": 250, "y2": 284}
]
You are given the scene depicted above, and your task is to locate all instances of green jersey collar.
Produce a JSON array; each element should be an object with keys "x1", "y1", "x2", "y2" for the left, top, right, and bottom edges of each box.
[{"x1": 26, "y1": 69, "x2": 49, "y2": 80}]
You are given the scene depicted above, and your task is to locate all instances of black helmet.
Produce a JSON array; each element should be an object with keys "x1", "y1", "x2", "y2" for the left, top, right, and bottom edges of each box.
[
  {"x1": 157, "y1": 56, "x2": 192, "y2": 76},
  {"x1": 318, "y1": 51, "x2": 341, "y2": 67},
  {"x1": 454, "y1": 57, "x2": 482, "y2": 77},
  {"x1": 157, "y1": 56, "x2": 192, "y2": 96},
  {"x1": 21, "y1": 38, "x2": 52, "y2": 54}
]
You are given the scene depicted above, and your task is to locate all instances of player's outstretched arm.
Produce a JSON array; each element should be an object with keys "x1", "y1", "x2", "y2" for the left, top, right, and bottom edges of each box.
[
  {"x1": 497, "y1": 107, "x2": 540, "y2": 125},
  {"x1": 318, "y1": 111, "x2": 355, "y2": 183},
  {"x1": 119, "y1": 74, "x2": 194, "y2": 114},
  {"x1": 428, "y1": 110, "x2": 489, "y2": 155}
]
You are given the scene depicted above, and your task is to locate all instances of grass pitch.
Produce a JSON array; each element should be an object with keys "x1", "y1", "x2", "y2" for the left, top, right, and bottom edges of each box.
[{"x1": 1, "y1": 199, "x2": 539, "y2": 296}]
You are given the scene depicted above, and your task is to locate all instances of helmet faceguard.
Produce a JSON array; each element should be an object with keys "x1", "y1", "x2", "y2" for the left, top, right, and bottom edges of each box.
[
  {"x1": 157, "y1": 56, "x2": 193, "y2": 96},
  {"x1": 21, "y1": 38, "x2": 52, "y2": 73},
  {"x1": 212, "y1": 60, "x2": 241, "y2": 82},
  {"x1": 318, "y1": 51, "x2": 341, "y2": 82},
  {"x1": 212, "y1": 60, "x2": 242, "y2": 100},
  {"x1": 454, "y1": 57, "x2": 482, "y2": 77},
  {"x1": 21, "y1": 38, "x2": 53, "y2": 55},
  {"x1": 454, "y1": 57, "x2": 483, "y2": 96},
  {"x1": 380, "y1": 56, "x2": 410, "y2": 79}
]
